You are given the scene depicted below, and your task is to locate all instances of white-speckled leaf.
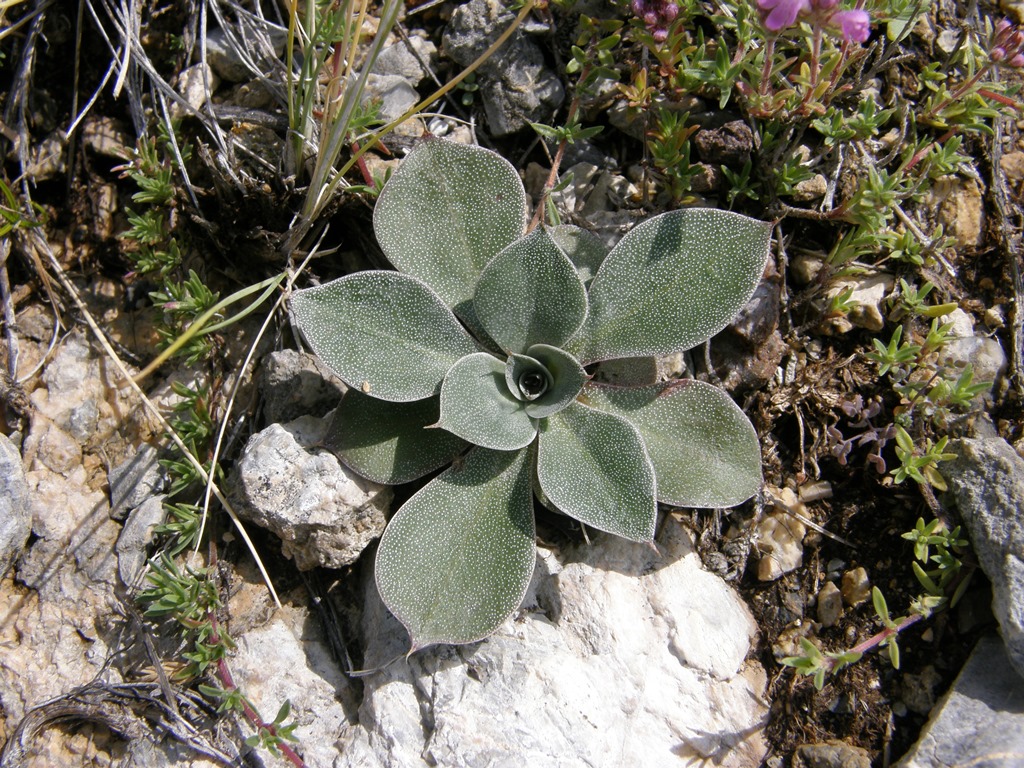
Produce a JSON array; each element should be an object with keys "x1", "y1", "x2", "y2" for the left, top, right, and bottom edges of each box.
[
  {"x1": 568, "y1": 209, "x2": 772, "y2": 364},
  {"x1": 537, "y1": 400, "x2": 656, "y2": 542},
  {"x1": 375, "y1": 446, "x2": 536, "y2": 648},
  {"x1": 473, "y1": 228, "x2": 587, "y2": 354},
  {"x1": 523, "y1": 344, "x2": 587, "y2": 419},
  {"x1": 373, "y1": 139, "x2": 528, "y2": 313},
  {"x1": 325, "y1": 390, "x2": 469, "y2": 485},
  {"x1": 291, "y1": 272, "x2": 476, "y2": 402},
  {"x1": 548, "y1": 224, "x2": 609, "y2": 287},
  {"x1": 581, "y1": 380, "x2": 763, "y2": 507},
  {"x1": 438, "y1": 353, "x2": 536, "y2": 450}
]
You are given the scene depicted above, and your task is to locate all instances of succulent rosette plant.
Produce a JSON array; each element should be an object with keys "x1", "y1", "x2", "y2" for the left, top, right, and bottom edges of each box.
[{"x1": 290, "y1": 139, "x2": 771, "y2": 650}]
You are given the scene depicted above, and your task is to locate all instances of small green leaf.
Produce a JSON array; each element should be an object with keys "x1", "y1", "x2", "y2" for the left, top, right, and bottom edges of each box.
[
  {"x1": 548, "y1": 224, "x2": 610, "y2": 288},
  {"x1": 373, "y1": 139, "x2": 527, "y2": 313},
  {"x1": 291, "y1": 271, "x2": 476, "y2": 402},
  {"x1": 888, "y1": 638, "x2": 901, "y2": 669},
  {"x1": 438, "y1": 353, "x2": 537, "y2": 450},
  {"x1": 570, "y1": 209, "x2": 772, "y2": 363},
  {"x1": 523, "y1": 344, "x2": 588, "y2": 419},
  {"x1": 580, "y1": 380, "x2": 762, "y2": 507},
  {"x1": 473, "y1": 227, "x2": 587, "y2": 354},
  {"x1": 375, "y1": 446, "x2": 536, "y2": 648},
  {"x1": 325, "y1": 390, "x2": 469, "y2": 484},
  {"x1": 537, "y1": 401, "x2": 656, "y2": 542},
  {"x1": 872, "y1": 586, "x2": 889, "y2": 621}
]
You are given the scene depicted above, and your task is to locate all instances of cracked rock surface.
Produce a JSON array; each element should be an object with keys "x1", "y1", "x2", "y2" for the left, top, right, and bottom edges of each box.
[{"x1": 335, "y1": 515, "x2": 767, "y2": 768}]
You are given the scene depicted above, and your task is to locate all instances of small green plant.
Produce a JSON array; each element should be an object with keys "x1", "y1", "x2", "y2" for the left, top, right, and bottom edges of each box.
[
  {"x1": 291, "y1": 139, "x2": 770, "y2": 648},
  {"x1": 783, "y1": 521, "x2": 972, "y2": 690},
  {"x1": 891, "y1": 426, "x2": 957, "y2": 490},
  {"x1": 140, "y1": 554, "x2": 304, "y2": 765}
]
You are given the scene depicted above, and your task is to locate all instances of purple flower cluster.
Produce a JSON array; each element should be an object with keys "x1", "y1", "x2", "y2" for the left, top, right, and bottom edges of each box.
[
  {"x1": 992, "y1": 20, "x2": 1024, "y2": 67},
  {"x1": 632, "y1": 0, "x2": 680, "y2": 43},
  {"x1": 756, "y1": 0, "x2": 871, "y2": 44}
]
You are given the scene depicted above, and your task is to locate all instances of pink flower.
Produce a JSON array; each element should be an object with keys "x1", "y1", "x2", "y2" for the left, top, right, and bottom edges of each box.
[
  {"x1": 757, "y1": 0, "x2": 812, "y2": 31},
  {"x1": 832, "y1": 9, "x2": 871, "y2": 43}
]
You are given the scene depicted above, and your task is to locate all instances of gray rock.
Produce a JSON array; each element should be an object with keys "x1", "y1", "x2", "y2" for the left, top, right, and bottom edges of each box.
[
  {"x1": 2, "y1": 442, "x2": 121, "y2": 726},
  {"x1": 896, "y1": 635, "x2": 1024, "y2": 767},
  {"x1": 946, "y1": 437, "x2": 1024, "y2": 679},
  {"x1": 338, "y1": 516, "x2": 769, "y2": 767},
  {"x1": 259, "y1": 349, "x2": 348, "y2": 424},
  {"x1": 205, "y1": 24, "x2": 287, "y2": 83},
  {"x1": 443, "y1": 0, "x2": 564, "y2": 135},
  {"x1": 371, "y1": 37, "x2": 438, "y2": 85},
  {"x1": 107, "y1": 443, "x2": 165, "y2": 521},
  {"x1": 173, "y1": 62, "x2": 219, "y2": 118},
  {"x1": 364, "y1": 74, "x2": 419, "y2": 123},
  {"x1": 230, "y1": 415, "x2": 392, "y2": 571},
  {"x1": 794, "y1": 740, "x2": 872, "y2": 768},
  {"x1": 230, "y1": 603, "x2": 359, "y2": 768},
  {"x1": 900, "y1": 665, "x2": 942, "y2": 716},
  {"x1": 817, "y1": 582, "x2": 843, "y2": 628},
  {"x1": 938, "y1": 336, "x2": 1007, "y2": 391},
  {"x1": 116, "y1": 496, "x2": 167, "y2": 587},
  {"x1": 0, "y1": 434, "x2": 30, "y2": 578}
]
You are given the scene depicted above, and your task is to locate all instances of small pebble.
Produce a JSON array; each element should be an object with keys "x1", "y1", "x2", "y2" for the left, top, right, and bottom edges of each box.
[
  {"x1": 817, "y1": 582, "x2": 844, "y2": 628},
  {"x1": 842, "y1": 567, "x2": 871, "y2": 606}
]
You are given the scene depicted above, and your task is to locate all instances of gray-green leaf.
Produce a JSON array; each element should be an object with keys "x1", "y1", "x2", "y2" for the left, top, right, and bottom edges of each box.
[
  {"x1": 375, "y1": 446, "x2": 536, "y2": 648},
  {"x1": 373, "y1": 139, "x2": 527, "y2": 313},
  {"x1": 473, "y1": 227, "x2": 587, "y2": 354},
  {"x1": 438, "y1": 353, "x2": 537, "y2": 450},
  {"x1": 570, "y1": 209, "x2": 772, "y2": 364},
  {"x1": 325, "y1": 390, "x2": 469, "y2": 485},
  {"x1": 523, "y1": 344, "x2": 588, "y2": 419},
  {"x1": 537, "y1": 401, "x2": 656, "y2": 542},
  {"x1": 291, "y1": 271, "x2": 476, "y2": 402},
  {"x1": 548, "y1": 224, "x2": 609, "y2": 287},
  {"x1": 581, "y1": 380, "x2": 763, "y2": 507}
]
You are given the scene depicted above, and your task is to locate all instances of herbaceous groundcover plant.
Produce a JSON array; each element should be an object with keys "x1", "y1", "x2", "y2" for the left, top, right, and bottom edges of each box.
[{"x1": 291, "y1": 139, "x2": 771, "y2": 650}]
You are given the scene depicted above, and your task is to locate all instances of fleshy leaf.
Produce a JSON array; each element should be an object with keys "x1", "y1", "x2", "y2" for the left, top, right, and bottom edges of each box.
[
  {"x1": 373, "y1": 139, "x2": 527, "y2": 314},
  {"x1": 581, "y1": 380, "x2": 763, "y2": 507},
  {"x1": 438, "y1": 353, "x2": 536, "y2": 450},
  {"x1": 325, "y1": 390, "x2": 469, "y2": 485},
  {"x1": 523, "y1": 344, "x2": 588, "y2": 419},
  {"x1": 569, "y1": 209, "x2": 772, "y2": 364},
  {"x1": 291, "y1": 271, "x2": 476, "y2": 402},
  {"x1": 537, "y1": 401, "x2": 656, "y2": 542},
  {"x1": 375, "y1": 446, "x2": 536, "y2": 648},
  {"x1": 473, "y1": 227, "x2": 587, "y2": 354},
  {"x1": 504, "y1": 353, "x2": 551, "y2": 402},
  {"x1": 548, "y1": 224, "x2": 609, "y2": 287}
]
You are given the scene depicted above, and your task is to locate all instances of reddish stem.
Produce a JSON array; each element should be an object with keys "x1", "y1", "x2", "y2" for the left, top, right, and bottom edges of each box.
[
  {"x1": 832, "y1": 612, "x2": 924, "y2": 669},
  {"x1": 208, "y1": 613, "x2": 309, "y2": 768}
]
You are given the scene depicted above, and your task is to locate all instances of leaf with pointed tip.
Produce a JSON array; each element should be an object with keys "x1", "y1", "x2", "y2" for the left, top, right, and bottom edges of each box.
[
  {"x1": 581, "y1": 380, "x2": 763, "y2": 507},
  {"x1": 291, "y1": 272, "x2": 476, "y2": 402},
  {"x1": 548, "y1": 224, "x2": 609, "y2": 287},
  {"x1": 569, "y1": 209, "x2": 772, "y2": 364},
  {"x1": 373, "y1": 139, "x2": 527, "y2": 312},
  {"x1": 473, "y1": 228, "x2": 587, "y2": 354},
  {"x1": 523, "y1": 344, "x2": 587, "y2": 419},
  {"x1": 375, "y1": 446, "x2": 536, "y2": 648},
  {"x1": 438, "y1": 353, "x2": 536, "y2": 450},
  {"x1": 537, "y1": 401, "x2": 656, "y2": 542},
  {"x1": 325, "y1": 390, "x2": 469, "y2": 485}
]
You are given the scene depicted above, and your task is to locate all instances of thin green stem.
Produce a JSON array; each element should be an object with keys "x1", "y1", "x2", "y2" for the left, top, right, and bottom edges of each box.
[{"x1": 135, "y1": 273, "x2": 285, "y2": 383}]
